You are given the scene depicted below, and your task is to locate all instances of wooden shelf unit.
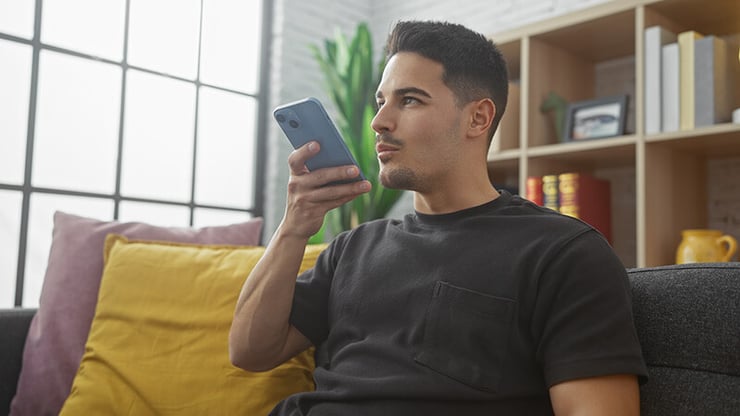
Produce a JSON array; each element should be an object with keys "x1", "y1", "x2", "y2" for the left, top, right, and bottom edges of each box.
[{"x1": 486, "y1": 0, "x2": 740, "y2": 267}]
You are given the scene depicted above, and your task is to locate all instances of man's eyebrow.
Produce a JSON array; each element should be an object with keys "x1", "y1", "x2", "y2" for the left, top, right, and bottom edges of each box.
[
  {"x1": 396, "y1": 87, "x2": 432, "y2": 98},
  {"x1": 376, "y1": 87, "x2": 432, "y2": 100}
]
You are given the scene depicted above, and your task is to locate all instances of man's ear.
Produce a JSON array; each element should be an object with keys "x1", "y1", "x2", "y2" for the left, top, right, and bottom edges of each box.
[{"x1": 468, "y1": 98, "x2": 496, "y2": 138}]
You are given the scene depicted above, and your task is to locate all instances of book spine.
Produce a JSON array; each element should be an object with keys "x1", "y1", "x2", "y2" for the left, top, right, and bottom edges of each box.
[
  {"x1": 695, "y1": 35, "x2": 730, "y2": 127},
  {"x1": 644, "y1": 26, "x2": 676, "y2": 134},
  {"x1": 542, "y1": 175, "x2": 559, "y2": 211},
  {"x1": 678, "y1": 30, "x2": 703, "y2": 130},
  {"x1": 558, "y1": 172, "x2": 612, "y2": 243},
  {"x1": 558, "y1": 173, "x2": 580, "y2": 219},
  {"x1": 662, "y1": 42, "x2": 680, "y2": 132},
  {"x1": 525, "y1": 176, "x2": 544, "y2": 206}
]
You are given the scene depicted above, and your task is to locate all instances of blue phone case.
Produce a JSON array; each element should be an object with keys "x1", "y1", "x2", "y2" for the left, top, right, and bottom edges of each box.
[{"x1": 273, "y1": 97, "x2": 366, "y2": 184}]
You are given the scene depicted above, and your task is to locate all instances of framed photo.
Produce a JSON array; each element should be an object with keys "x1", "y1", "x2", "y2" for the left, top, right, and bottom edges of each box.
[{"x1": 564, "y1": 95, "x2": 629, "y2": 141}]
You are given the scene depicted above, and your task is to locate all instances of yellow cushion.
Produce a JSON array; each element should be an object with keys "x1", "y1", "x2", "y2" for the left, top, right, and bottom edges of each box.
[{"x1": 60, "y1": 235, "x2": 326, "y2": 416}]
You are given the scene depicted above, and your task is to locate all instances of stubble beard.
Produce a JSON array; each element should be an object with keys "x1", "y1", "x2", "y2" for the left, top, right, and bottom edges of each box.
[{"x1": 379, "y1": 165, "x2": 418, "y2": 191}]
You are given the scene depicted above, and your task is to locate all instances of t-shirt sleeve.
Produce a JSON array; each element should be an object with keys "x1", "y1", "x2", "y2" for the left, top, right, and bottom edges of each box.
[
  {"x1": 533, "y1": 229, "x2": 648, "y2": 387},
  {"x1": 289, "y1": 238, "x2": 341, "y2": 347}
]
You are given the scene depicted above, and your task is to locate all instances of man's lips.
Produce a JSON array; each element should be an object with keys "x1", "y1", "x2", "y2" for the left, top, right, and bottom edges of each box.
[{"x1": 376, "y1": 143, "x2": 399, "y2": 161}]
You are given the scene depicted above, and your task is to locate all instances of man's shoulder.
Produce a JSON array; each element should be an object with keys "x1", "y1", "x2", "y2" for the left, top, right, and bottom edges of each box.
[{"x1": 493, "y1": 193, "x2": 595, "y2": 233}]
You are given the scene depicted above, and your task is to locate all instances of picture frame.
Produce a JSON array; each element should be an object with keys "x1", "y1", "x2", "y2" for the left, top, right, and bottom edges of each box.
[{"x1": 563, "y1": 95, "x2": 629, "y2": 141}]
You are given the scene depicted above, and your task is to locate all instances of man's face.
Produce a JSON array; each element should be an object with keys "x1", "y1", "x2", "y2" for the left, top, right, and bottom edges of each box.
[{"x1": 372, "y1": 52, "x2": 465, "y2": 192}]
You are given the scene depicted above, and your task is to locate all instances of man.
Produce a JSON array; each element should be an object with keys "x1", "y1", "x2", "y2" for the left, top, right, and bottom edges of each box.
[{"x1": 230, "y1": 20, "x2": 647, "y2": 415}]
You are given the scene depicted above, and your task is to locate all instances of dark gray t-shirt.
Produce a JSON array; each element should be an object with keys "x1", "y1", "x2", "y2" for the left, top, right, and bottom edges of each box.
[{"x1": 271, "y1": 191, "x2": 647, "y2": 415}]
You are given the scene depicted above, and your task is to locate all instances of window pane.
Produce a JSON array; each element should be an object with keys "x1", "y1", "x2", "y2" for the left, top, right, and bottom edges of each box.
[
  {"x1": 200, "y1": 0, "x2": 261, "y2": 93},
  {"x1": 33, "y1": 50, "x2": 122, "y2": 194},
  {"x1": 118, "y1": 201, "x2": 190, "y2": 227},
  {"x1": 0, "y1": 0, "x2": 35, "y2": 39},
  {"x1": 121, "y1": 70, "x2": 195, "y2": 202},
  {"x1": 127, "y1": 0, "x2": 200, "y2": 79},
  {"x1": 0, "y1": 190, "x2": 22, "y2": 307},
  {"x1": 193, "y1": 207, "x2": 252, "y2": 228},
  {"x1": 0, "y1": 40, "x2": 31, "y2": 184},
  {"x1": 24, "y1": 193, "x2": 113, "y2": 306},
  {"x1": 195, "y1": 87, "x2": 255, "y2": 208},
  {"x1": 41, "y1": 0, "x2": 126, "y2": 61}
]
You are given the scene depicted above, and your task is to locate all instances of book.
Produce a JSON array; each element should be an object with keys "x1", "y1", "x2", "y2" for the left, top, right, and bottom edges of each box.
[
  {"x1": 542, "y1": 175, "x2": 559, "y2": 211},
  {"x1": 525, "y1": 176, "x2": 543, "y2": 205},
  {"x1": 694, "y1": 35, "x2": 732, "y2": 127},
  {"x1": 662, "y1": 42, "x2": 680, "y2": 132},
  {"x1": 558, "y1": 172, "x2": 612, "y2": 243},
  {"x1": 644, "y1": 26, "x2": 677, "y2": 134},
  {"x1": 678, "y1": 30, "x2": 704, "y2": 130}
]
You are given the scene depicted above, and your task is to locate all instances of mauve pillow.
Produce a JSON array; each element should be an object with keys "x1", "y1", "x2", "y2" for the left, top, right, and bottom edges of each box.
[{"x1": 10, "y1": 211, "x2": 263, "y2": 416}]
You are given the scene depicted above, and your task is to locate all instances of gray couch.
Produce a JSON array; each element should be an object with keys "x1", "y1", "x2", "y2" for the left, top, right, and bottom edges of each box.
[{"x1": 1, "y1": 262, "x2": 739, "y2": 415}]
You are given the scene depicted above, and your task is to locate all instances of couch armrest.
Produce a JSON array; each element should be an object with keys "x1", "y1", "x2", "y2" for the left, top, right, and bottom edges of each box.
[
  {"x1": 0, "y1": 308, "x2": 36, "y2": 416},
  {"x1": 629, "y1": 262, "x2": 740, "y2": 415}
]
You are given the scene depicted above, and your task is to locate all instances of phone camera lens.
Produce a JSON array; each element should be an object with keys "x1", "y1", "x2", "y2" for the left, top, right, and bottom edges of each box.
[
  {"x1": 275, "y1": 114, "x2": 286, "y2": 122},
  {"x1": 289, "y1": 120, "x2": 300, "y2": 128}
]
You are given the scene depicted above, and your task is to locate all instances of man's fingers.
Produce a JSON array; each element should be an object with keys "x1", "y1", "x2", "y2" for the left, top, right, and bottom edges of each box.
[
  {"x1": 311, "y1": 180, "x2": 371, "y2": 203},
  {"x1": 289, "y1": 174, "x2": 370, "y2": 204},
  {"x1": 287, "y1": 141, "x2": 320, "y2": 175},
  {"x1": 311, "y1": 166, "x2": 362, "y2": 187},
  {"x1": 287, "y1": 142, "x2": 364, "y2": 188}
]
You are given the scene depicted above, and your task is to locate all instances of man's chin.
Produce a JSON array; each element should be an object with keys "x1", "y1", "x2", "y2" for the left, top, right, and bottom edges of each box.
[{"x1": 379, "y1": 168, "x2": 417, "y2": 191}]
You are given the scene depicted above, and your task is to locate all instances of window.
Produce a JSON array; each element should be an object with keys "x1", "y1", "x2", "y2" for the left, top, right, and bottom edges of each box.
[{"x1": 0, "y1": 0, "x2": 269, "y2": 307}]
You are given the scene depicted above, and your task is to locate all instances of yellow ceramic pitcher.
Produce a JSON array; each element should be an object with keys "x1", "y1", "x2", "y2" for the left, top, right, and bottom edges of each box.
[{"x1": 676, "y1": 229, "x2": 738, "y2": 264}]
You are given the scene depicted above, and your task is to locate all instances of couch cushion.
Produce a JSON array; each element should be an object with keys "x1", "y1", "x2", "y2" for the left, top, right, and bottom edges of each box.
[
  {"x1": 11, "y1": 212, "x2": 263, "y2": 416},
  {"x1": 59, "y1": 235, "x2": 324, "y2": 415},
  {"x1": 628, "y1": 262, "x2": 740, "y2": 415}
]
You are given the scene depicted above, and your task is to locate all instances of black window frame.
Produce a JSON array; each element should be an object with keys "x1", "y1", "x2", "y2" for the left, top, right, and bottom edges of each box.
[{"x1": 0, "y1": 0, "x2": 272, "y2": 307}]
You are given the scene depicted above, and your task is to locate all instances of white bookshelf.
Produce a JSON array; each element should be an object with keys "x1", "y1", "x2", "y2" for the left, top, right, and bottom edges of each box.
[{"x1": 486, "y1": 0, "x2": 740, "y2": 267}]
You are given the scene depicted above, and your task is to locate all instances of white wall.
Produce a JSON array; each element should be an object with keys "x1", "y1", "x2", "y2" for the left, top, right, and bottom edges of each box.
[{"x1": 263, "y1": 0, "x2": 612, "y2": 239}]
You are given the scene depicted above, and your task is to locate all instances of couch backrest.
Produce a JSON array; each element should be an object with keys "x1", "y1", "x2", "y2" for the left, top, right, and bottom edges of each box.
[{"x1": 628, "y1": 262, "x2": 740, "y2": 416}]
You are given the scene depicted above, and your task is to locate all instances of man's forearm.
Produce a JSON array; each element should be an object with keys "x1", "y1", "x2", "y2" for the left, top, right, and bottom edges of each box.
[{"x1": 228, "y1": 227, "x2": 311, "y2": 372}]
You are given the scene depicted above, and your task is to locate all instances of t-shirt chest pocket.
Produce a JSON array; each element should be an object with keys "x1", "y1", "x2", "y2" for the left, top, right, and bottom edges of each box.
[{"x1": 414, "y1": 281, "x2": 515, "y2": 393}]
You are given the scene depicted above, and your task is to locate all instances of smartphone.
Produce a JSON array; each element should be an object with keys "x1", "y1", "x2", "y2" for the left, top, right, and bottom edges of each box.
[{"x1": 273, "y1": 97, "x2": 366, "y2": 185}]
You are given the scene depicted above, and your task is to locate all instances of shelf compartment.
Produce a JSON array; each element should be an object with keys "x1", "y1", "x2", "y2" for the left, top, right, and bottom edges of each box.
[
  {"x1": 526, "y1": 7, "x2": 637, "y2": 147},
  {"x1": 644, "y1": 123, "x2": 740, "y2": 265},
  {"x1": 532, "y1": 9, "x2": 636, "y2": 63}
]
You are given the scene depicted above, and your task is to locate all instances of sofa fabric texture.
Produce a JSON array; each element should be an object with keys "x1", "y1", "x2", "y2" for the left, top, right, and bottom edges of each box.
[
  {"x1": 9, "y1": 212, "x2": 263, "y2": 416},
  {"x1": 0, "y1": 309, "x2": 34, "y2": 415},
  {"x1": 628, "y1": 262, "x2": 740, "y2": 415}
]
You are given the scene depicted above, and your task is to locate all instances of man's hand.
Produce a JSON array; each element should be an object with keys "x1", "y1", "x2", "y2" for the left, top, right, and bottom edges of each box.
[{"x1": 282, "y1": 141, "x2": 371, "y2": 239}]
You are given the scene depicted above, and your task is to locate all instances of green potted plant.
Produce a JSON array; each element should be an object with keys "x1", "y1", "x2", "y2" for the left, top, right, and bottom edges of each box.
[{"x1": 309, "y1": 22, "x2": 402, "y2": 242}]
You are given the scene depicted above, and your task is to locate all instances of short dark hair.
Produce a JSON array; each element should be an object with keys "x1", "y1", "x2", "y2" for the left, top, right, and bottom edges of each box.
[{"x1": 385, "y1": 21, "x2": 509, "y2": 141}]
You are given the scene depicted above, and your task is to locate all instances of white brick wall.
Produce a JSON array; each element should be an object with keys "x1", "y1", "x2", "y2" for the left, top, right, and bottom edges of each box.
[{"x1": 263, "y1": 0, "x2": 613, "y2": 236}]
